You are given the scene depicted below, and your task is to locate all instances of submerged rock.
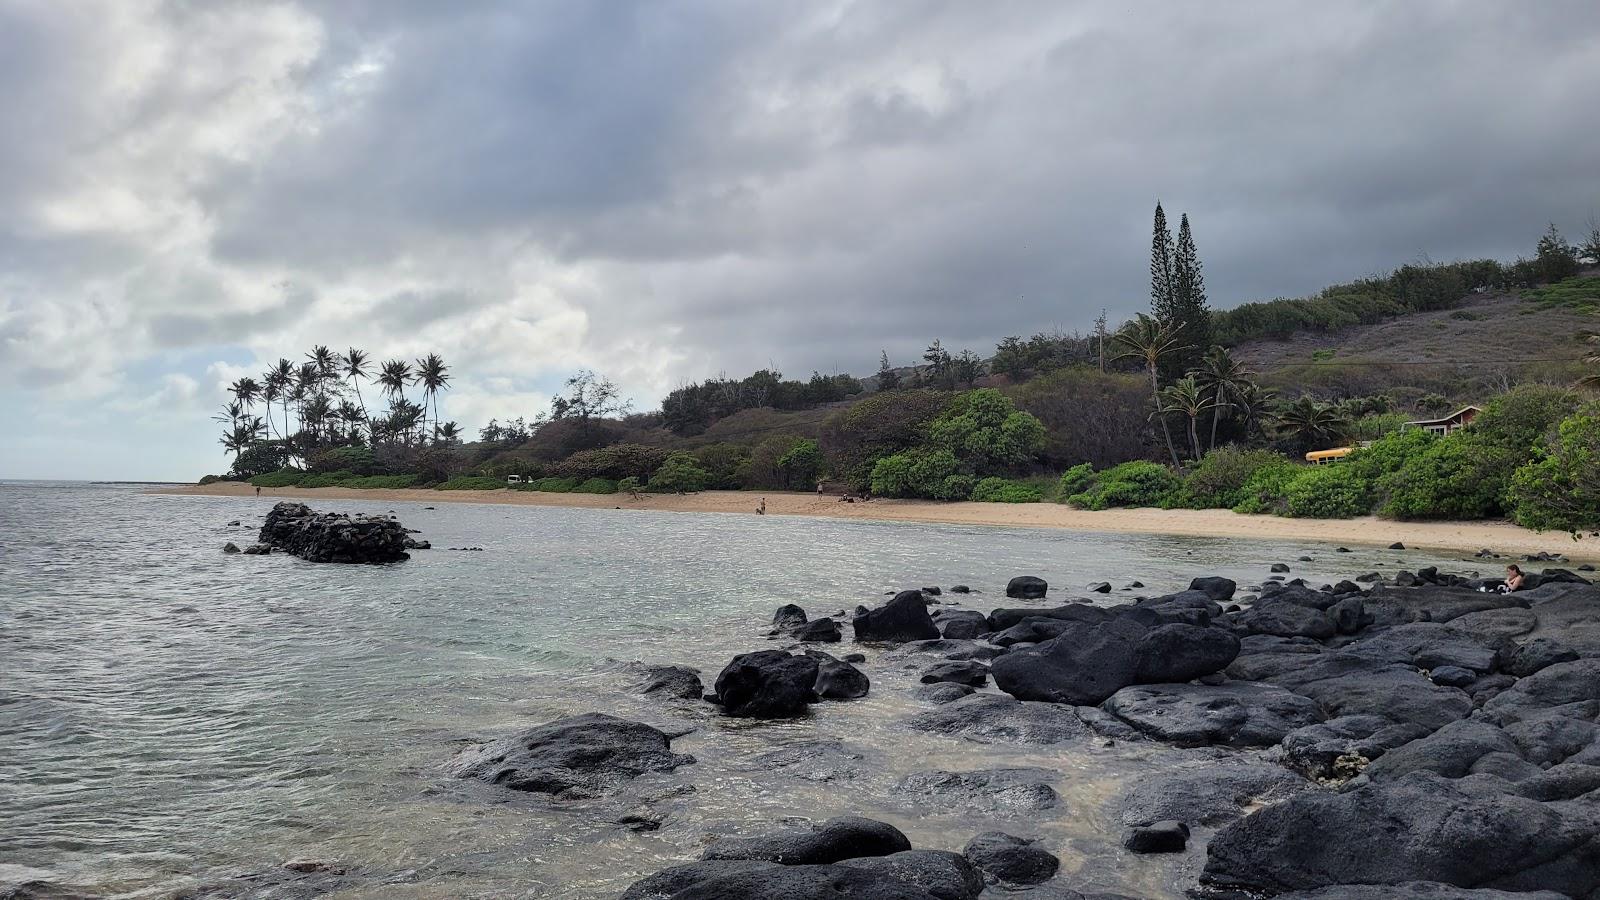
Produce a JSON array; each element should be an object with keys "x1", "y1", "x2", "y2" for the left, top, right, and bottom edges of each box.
[
  {"x1": 637, "y1": 665, "x2": 704, "y2": 700},
  {"x1": 1101, "y1": 682, "x2": 1323, "y2": 748},
  {"x1": 792, "y1": 618, "x2": 844, "y2": 643},
  {"x1": 839, "y1": 851, "x2": 983, "y2": 900},
  {"x1": 892, "y1": 768, "x2": 1060, "y2": 815},
  {"x1": 256, "y1": 502, "x2": 409, "y2": 563},
  {"x1": 447, "y1": 713, "x2": 693, "y2": 799},
  {"x1": 702, "y1": 815, "x2": 912, "y2": 865},
  {"x1": 913, "y1": 682, "x2": 975, "y2": 704},
  {"x1": 748, "y1": 740, "x2": 871, "y2": 783},
  {"x1": 624, "y1": 862, "x2": 937, "y2": 900},
  {"x1": 809, "y1": 650, "x2": 870, "y2": 700},
  {"x1": 1116, "y1": 762, "x2": 1310, "y2": 828},
  {"x1": 920, "y1": 660, "x2": 988, "y2": 687},
  {"x1": 903, "y1": 693, "x2": 1092, "y2": 745},
  {"x1": 962, "y1": 832, "x2": 1057, "y2": 885},
  {"x1": 1122, "y1": 820, "x2": 1188, "y2": 854}
]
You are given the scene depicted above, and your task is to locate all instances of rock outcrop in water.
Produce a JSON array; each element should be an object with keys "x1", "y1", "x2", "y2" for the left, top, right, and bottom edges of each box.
[
  {"x1": 256, "y1": 502, "x2": 410, "y2": 563},
  {"x1": 447, "y1": 713, "x2": 693, "y2": 799}
]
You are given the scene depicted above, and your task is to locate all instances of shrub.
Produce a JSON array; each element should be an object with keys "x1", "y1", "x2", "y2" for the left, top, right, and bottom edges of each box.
[
  {"x1": 574, "y1": 477, "x2": 618, "y2": 494},
  {"x1": 251, "y1": 469, "x2": 306, "y2": 488},
  {"x1": 1230, "y1": 460, "x2": 1304, "y2": 515},
  {"x1": 1377, "y1": 434, "x2": 1517, "y2": 520},
  {"x1": 1067, "y1": 460, "x2": 1181, "y2": 510},
  {"x1": 231, "y1": 442, "x2": 292, "y2": 479},
  {"x1": 341, "y1": 474, "x2": 418, "y2": 489},
  {"x1": 936, "y1": 474, "x2": 977, "y2": 501},
  {"x1": 435, "y1": 476, "x2": 505, "y2": 491},
  {"x1": 553, "y1": 443, "x2": 671, "y2": 481},
  {"x1": 1470, "y1": 384, "x2": 1580, "y2": 451},
  {"x1": 1345, "y1": 428, "x2": 1437, "y2": 484},
  {"x1": 197, "y1": 474, "x2": 228, "y2": 485},
  {"x1": 695, "y1": 442, "x2": 751, "y2": 490},
  {"x1": 1008, "y1": 369, "x2": 1153, "y2": 471},
  {"x1": 777, "y1": 438, "x2": 823, "y2": 490},
  {"x1": 520, "y1": 477, "x2": 579, "y2": 492},
  {"x1": 1057, "y1": 463, "x2": 1094, "y2": 499},
  {"x1": 1346, "y1": 412, "x2": 1410, "y2": 442},
  {"x1": 869, "y1": 448, "x2": 960, "y2": 499},
  {"x1": 307, "y1": 445, "x2": 380, "y2": 475},
  {"x1": 616, "y1": 476, "x2": 642, "y2": 496},
  {"x1": 1509, "y1": 413, "x2": 1600, "y2": 535},
  {"x1": 646, "y1": 453, "x2": 711, "y2": 493},
  {"x1": 971, "y1": 477, "x2": 1043, "y2": 503},
  {"x1": 1282, "y1": 466, "x2": 1371, "y2": 518},
  {"x1": 298, "y1": 470, "x2": 356, "y2": 488},
  {"x1": 1177, "y1": 448, "x2": 1290, "y2": 509},
  {"x1": 820, "y1": 389, "x2": 952, "y2": 490},
  {"x1": 925, "y1": 389, "x2": 1047, "y2": 472}
]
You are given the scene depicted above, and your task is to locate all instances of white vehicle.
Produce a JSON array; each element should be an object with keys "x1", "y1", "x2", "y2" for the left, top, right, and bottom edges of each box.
[{"x1": 506, "y1": 475, "x2": 522, "y2": 484}]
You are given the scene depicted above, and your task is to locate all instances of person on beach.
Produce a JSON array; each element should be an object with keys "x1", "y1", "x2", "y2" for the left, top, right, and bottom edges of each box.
[
  {"x1": 816, "y1": 480, "x2": 824, "y2": 497},
  {"x1": 1503, "y1": 564, "x2": 1525, "y2": 592},
  {"x1": 757, "y1": 498, "x2": 766, "y2": 515},
  {"x1": 255, "y1": 486, "x2": 261, "y2": 497}
]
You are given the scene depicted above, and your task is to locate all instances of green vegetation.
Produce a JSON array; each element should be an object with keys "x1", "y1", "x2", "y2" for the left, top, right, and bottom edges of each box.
[
  {"x1": 1525, "y1": 275, "x2": 1600, "y2": 312},
  {"x1": 647, "y1": 453, "x2": 712, "y2": 493},
  {"x1": 1065, "y1": 461, "x2": 1182, "y2": 510},
  {"x1": 866, "y1": 390, "x2": 1045, "y2": 500},
  {"x1": 971, "y1": 477, "x2": 1043, "y2": 503},
  {"x1": 436, "y1": 476, "x2": 505, "y2": 491},
  {"x1": 1508, "y1": 413, "x2": 1600, "y2": 536}
]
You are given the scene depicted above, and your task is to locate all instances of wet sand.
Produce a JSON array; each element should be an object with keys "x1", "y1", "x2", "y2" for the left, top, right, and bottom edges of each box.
[{"x1": 156, "y1": 482, "x2": 1597, "y2": 561}]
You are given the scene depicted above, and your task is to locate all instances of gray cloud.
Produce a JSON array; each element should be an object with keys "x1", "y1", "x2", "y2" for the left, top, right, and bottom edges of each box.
[{"x1": 2, "y1": 0, "x2": 1599, "y2": 478}]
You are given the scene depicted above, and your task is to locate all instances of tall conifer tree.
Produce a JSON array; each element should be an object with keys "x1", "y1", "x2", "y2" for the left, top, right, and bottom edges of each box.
[
  {"x1": 1150, "y1": 202, "x2": 1176, "y2": 321},
  {"x1": 1172, "y1": 213, "x2": 1212, "y2": 370}
]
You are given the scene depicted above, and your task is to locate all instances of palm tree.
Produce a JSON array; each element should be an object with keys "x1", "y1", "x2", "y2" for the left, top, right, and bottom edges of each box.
[
  {"x1": 1275, "y1": 396, "x2": 1350, "y2": 450},
  {"x1": 342, "y1": 348, "x2": 373, "y2": 433},
  {"x1": 306, "y1": 345, "x2": 339, "y2": 395},
  {"x1": 378, "y1": 359, "x2": 413, "y2": 443},
  {"x1": 1158, "y1": 376, "x2": 1215, "y2": 461},
  {"x1": 230, "y1": 377, "x2": 261, "y2": 415},
  {"x1": 265, "y1": 358, "x2": 296, "y2": 438},
  {"x1": 1113, "y1": 313, "x2": 1192, "y2": 468},
  {"x1": 437, "y1": 421, "x2": 462, "y2": 445},
  {"x1": 1193, "y1": 347, "x2": 1255, "y2": 452},
  {"x1": 1235, "y1": 381, "x2": 1279, "y2": 443},
  {"x1": 414, "y1": 353, "x2": 450, "y2": 441},
  {"x1": 336, "y1": 400, "x2": 365, "y2": 443}
]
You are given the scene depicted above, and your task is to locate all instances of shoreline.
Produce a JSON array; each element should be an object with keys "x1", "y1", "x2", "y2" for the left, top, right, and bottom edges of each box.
[{"x1": 154, "y1": 482, "x2": 1598, "y2": 561}]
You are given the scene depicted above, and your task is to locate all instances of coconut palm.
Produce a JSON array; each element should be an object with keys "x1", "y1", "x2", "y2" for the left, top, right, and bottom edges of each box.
[
  {"x1": 377, "y1": 359, "x2": 413, "y2": 443},
  {"x1": 1157, "y1": 376, "x2": 1216, "y2": 461},
  {"x1": 1112, "y1": 313, "x2": 1192, "y2": 469},
  {"x1": 230, "y1": 377, "x2": 261, "y2": 415},
  {"x1": 1235, "y1": 381, "x2": 1279, "y2": 442},
  {"x1": 414, "y1": 353, "x2": 450, "y2": 441},
  {"x1": 265, "y1": 359, "x2": 296, "y2": 438},
  {"x1": 342, "y1": 348, "x2": 373, "y2": 432},
  {"x1": 306, "y1": 345, "x2": 339, "y2": 395},
  {"x1": 437, "y1": 421, "x2": 462, "y2": 445},
  {"x1": 1274, "y1": 396, "x2": 1350, "y2": 450},
  {"x1": 1192, "y1": 347, "x2": 1255, "y2": 452}
]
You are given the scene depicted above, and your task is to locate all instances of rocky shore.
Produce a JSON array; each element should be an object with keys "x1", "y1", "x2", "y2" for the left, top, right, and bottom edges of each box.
[
  {"x1": 438, "y1": 562, "x2": 1600, "y2": 899},
  {"x1": 252, "y1": 501, "x2": 412, "y2": 563}
]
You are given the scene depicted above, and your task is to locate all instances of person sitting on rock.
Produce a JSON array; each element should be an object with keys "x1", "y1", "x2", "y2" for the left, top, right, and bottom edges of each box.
[{"x1": 1503, "y1": 564, "x2": 1525, "y2": 592}]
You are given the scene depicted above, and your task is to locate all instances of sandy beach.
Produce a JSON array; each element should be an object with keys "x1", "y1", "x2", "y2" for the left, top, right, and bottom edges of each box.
[{"x1": 157, "y1": 482, "x2": 1598, "y2": 561}]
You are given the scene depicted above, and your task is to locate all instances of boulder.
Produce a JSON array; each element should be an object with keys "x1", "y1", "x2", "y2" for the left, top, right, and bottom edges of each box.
[
  {"x1": 222, "y1": 542, "x2": 240, "y2": 553},
  {"x1": 702, "y1": 816, "x2": 912, "y2": 865},
  {"x1": 1200, "y1": 771, "x2": 1600, "y2": 897},
  {"x1": 1364, "y1": 720, "x2": 1523, "y2": 782},
  {"x1": 256, "y1": 501, "x2": 410, "y2": 563},
  {"x1": 1242, "y1": 646, "x2": 1473, "y2": 731},
  {"x1": 447, "y1": 713, "x2": 693, "y2": 798},
  {"x1": 1189, "y1": 576, "x2": 1237, "y2": 603},
  {"x1": 1482, "y1": 658, "x2": 1600, "y2": 725},
  {"x1": 1116, "y1": 762, "x2": 1310, "y2": 827},
  {"x1": 855, "y1": 591, "x2": 941, "y2": 643},
  {"x1": 1351, "y1": 622, "x2": 1504, "y2": 673},
  {"x1": 1430, "y1": 665, "x2": 1476, "y2": 688},
  {"x1": 620, "y1": 860, "x2": 779, "y2": 900},
  {"x1": 809, "y1": 651, "x2": 870, "y2": 700},
  {"x1": 1279, "y1": 715, "x2": 1431, "y2": 782},
  {"x1": 1507, "y1": 637, "x2": 1580, "y2": 677},
  {"x1": 714, "y1": 650, "x2": 820, "y2": 718},
  {"x1": 1101, "y1": 682, "x2": 1323, "y2": 748},
  {"x1": 242, "y1": 543, "x2": 270, "y2": 555},
  {"x1": 1327, "y1": 596, "x2": 1370, "y2": 634},
  {"x1": 1121, "y1": 821, "x2": 1188, "y2": 854},
  {"x1": 961, "y1": 832, "x2": 1057, "y2": 885},
  {"x1": 987, "y1": 604, "x2": 1114, "y2": 632},
  {"x1": 920, "y1": 661, "x2": 988, "y2": 688},
  {"x1": 1131, "y1": 623, "x2": 1240, "y2": 684},
  {"x1": 903, "y1": 693, "x2": 1091, "y2": 745},
  {"x1": 1006, "y1": 576, "x2": 1049, "y2": 600},
  {"x1": 1276, "y1": 884, "x2": 1569, "y2": 900},
  {"x1": 838, "y1": 851, "x2": 983, "y2": 900},
  {"x1": 913, "y1": 683, "x2": 975, "y2": 704},
  {"x1": 793, "y1": 618, "x2": 844, "y2": 643},
  {"x1": 1086, "y1": 581, "x2": 1112, "y2": 594},
  {"x1": 934, "y1": 610, "x2": 990, "y2": 640},
  {"x1": 628, "y1": 862, "x2": 940, "y2": 899},
  {"x1": 990, "y1": 619, "x2": 1144, "y2": 705},
  {"x1": 1229, "y1": 598, "x2": 1335, "y2": 640},
  {"x1": 637, "y1": 665, "x2": 704, "y2": 699},
  {"x1": 774, "y1": 604, "x2": 809, "y2": 628},
  {"x1": 893, "y1": 768, "x2": 1059, "y2": 815}
]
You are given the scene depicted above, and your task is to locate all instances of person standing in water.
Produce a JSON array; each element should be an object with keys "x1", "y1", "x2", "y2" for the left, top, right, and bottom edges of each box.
[{"x1": 756, "y1": 498, "x2": 766, "y2": 515}]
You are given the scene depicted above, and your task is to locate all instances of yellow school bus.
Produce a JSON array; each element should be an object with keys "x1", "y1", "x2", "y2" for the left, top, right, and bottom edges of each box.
[{"x1": 1305, "y1": 447, "x2": 1354, "y2": 465}]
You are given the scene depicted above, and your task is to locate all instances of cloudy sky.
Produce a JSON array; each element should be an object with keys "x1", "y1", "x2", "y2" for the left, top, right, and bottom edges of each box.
[{"x1": 2, "y1": 1, "x2": 1596, "y2": 480}]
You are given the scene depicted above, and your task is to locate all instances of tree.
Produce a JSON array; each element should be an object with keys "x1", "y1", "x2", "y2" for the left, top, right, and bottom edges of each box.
[
  {"x1": 1170, "y1": 213, "x2": 1212, "y2": 369},
  {"x1": 1112, "y1": 313, "x2": 1190, "y2": 468},
  {"x1": 924, "y1": 388, "x2": 1046, "y2": 473},
  {"x1": 922, "y1": 340, "x2": 952, "y2": 386},
  {"x1": 1157, "y1": 376, "x2": 1214, "y2": 461},
  {"x1": 1193, "y1": 346, "x2": 1255, "y2": 451},
  {"x1": 952, "y1": 350, "x2": 984, "y2": 387},
  {"x1": 1150, "y1": 202, "x2": 1177, "y2": 322},
  {"x1": 436, "y1": 421, "x2": 462, "y2": 445},
  {"x1": 415, "y1": 352, "x2": 450, "y2": 441},
  {"x1": 265, "y1": 358, "x2": 295, "y2": 440},
  {"x1": 1234, "y1": 381, "x2": 1279, "y2": 443},
  {"x1": 1534, "y1": 222, "x2": 1579, "y2": 284},
  {"x1": 1509, "y1": 413, "x2": 1600, "y2": 536},
  {"x1": 876, "y1": 351, "x2": 900, "y2": 391},
  {"x1": 550, "y1": 370, "x2": 630, "y2": 441},
  {"x1": 1274, "y1": 396, "x2": 1349, "y2": 451},
  {"x1": 342, "y1": 348, "x2": 372, "y2": 437}
]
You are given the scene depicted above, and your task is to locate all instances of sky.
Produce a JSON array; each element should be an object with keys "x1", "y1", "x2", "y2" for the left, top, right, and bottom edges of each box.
[{"x1": 1, "y1": 1, "x2": 1597, "y2": 481}]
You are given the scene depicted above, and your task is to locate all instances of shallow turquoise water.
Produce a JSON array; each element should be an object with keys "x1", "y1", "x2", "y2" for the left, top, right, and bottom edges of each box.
[{"x1": 0, "y1": 482, "x2": 1487, "y2": 898}]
